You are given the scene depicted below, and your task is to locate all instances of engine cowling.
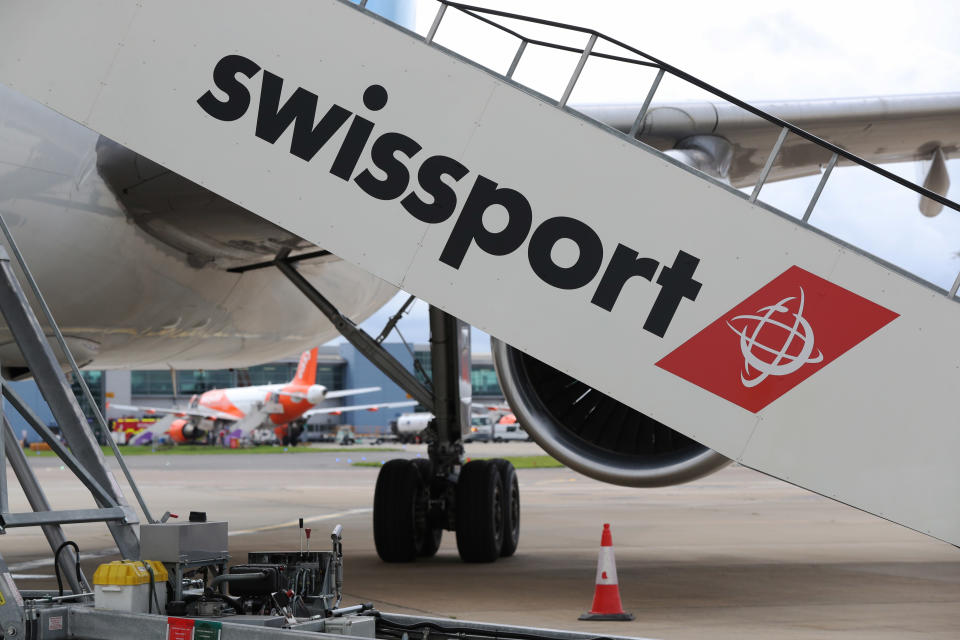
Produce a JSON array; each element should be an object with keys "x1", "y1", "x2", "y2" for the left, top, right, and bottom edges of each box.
[
  {"x1": 491, "y1": 338, "x2": 729, "y2": 487},
  {"x1": 168, "y1": 419, "x2": 199, "y2": 444},
  {"x1": 306, "y1": 385, "x2": 327, "y2": 405}
]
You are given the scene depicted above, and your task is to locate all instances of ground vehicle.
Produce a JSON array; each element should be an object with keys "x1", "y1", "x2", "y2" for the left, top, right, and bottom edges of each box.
[
  {"x1": 463, "y1": 415, "x2": 494, "y2": 443},
  {"x1": 335, "y1": 426, "x2": 357, "y2": 446},
  {"x1": 251, "y1": 427, "x2": 279, "y2": 446},
  {"x1": 493, "y1": 424, "x2": 531, "y2": 442}
]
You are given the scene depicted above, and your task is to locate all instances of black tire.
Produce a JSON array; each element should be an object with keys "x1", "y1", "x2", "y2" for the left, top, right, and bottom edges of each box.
[
  {"x1": 491, "y1": 459, "x2": 520, "y2": 557},
  {"x1": 456, "y1": 460, "x2": 504, "y2": 562},
  {"x1": 411, "y1": 458, "x2": 443, "y2": 558},
  {"x1": 374, "y1": 459, "x2": 428, "y2": 562}
]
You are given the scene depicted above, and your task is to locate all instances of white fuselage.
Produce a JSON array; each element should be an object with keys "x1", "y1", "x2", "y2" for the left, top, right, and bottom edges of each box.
[
  {"x1": 197, "y1": 383, "x2": 320, "y2": 428},
  {"x1": 0, "y1": 83, "x2": 396, "y2": 370}
]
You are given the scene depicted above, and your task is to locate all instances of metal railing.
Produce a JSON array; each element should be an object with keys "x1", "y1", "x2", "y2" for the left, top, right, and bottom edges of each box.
[{"x1": 363, "y1": 0, "x2": 960, "y2": 295}]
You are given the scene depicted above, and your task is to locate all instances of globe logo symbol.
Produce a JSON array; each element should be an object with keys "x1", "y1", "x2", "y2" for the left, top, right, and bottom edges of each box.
[{"x1": 726, "y1": 287, "x2": 823, "y2": 388}]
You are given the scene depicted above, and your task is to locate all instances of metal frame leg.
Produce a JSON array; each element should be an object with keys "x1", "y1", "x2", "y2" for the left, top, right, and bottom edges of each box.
[
  {"x1": 0, "y1": 248, "x2": 139, "y2": 560},
  {"x1": 2, "y1": 417, "x2": 87, "y2": 595}
]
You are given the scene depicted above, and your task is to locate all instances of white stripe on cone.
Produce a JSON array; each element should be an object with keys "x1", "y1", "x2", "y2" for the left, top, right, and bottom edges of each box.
[{"x1": 595, "y1": 547, "x2": 619, "y2": 585}]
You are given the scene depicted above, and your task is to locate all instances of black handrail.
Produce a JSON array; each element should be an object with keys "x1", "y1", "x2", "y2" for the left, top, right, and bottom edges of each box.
[
  {"x1": 451, "y1": 6, "x2": 659, "y2": 69},
  {"x1": 438, "y1": 0, "x2": 960, "y2": 215}
]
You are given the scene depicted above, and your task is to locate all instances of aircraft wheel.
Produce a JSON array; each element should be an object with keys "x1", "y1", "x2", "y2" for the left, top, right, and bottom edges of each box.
[
  {"x1": 456, "y1": 460, "x2": 504, "y2": 562},
  {"x1": 412, "y1": 458, "x2": 443, "y2": 558},
  {"x1": 374, "y1": 459, "x2": 428, "y2": 562},
  {"x1": 491, "y1": 459, "x2": 520, "y2": 557},
  {"x1": 288, "y1": 422, "x2": 303, "y2": 446}
]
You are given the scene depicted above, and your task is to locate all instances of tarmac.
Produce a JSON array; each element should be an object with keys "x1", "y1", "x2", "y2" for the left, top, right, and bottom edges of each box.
[{"x1": 4, "y1": 442, "x2": 959, "y2": 639}]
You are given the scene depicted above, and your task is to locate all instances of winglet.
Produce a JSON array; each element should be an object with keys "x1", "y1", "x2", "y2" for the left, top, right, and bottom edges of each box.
[{"x1": 292, "y1": 348, "x2": 318, "y2": 386}]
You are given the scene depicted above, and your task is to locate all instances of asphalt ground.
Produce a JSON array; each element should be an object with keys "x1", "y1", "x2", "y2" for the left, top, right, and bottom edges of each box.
[{"x1": 3, "y1": 442, "x2": 959, "y2": 639}]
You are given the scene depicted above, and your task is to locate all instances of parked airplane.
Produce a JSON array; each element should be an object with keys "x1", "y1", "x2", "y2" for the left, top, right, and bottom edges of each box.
[
  {"x1": 0, "y1": 0, "x2": 956, "y2": 563},
  {"x1": 107, "y1": 348, "x2": 415, "y2": 445},
  {"x1": 3, "y1": 82, "x2": 958, "y2": 544}
]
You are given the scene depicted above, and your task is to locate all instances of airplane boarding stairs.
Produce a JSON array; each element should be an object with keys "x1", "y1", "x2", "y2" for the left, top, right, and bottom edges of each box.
[{"x1": 0, "y1": 0, "x2": 959, "y2": 546}]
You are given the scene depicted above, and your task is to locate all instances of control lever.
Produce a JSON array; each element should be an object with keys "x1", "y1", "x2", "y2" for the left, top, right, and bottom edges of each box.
[{"x1": 271, "y1": 589, "x2": 298, "y2": 625}]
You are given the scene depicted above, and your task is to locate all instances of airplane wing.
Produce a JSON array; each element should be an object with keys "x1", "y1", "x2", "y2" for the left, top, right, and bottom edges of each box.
[
  {"x1": 303, "y1": 400, "x2": 417, "y2": 418},
  {"x1": 580, "y1": 93, "x2": 960, "y2": 190},
  {"x1": 325, "y1": 387, "x2": 381, "y2": 399},
  {"x1": 273, "y1": 386, "x2": 381, "y2": 401},
  {"x1": 106, "y1": 402, "x2": 238, "y2": 422}
]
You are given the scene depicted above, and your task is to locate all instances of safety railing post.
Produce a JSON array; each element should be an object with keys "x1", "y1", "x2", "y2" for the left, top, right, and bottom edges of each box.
[
  {"x1": 950, "y1": 271, "x2": 960, "y2": 298},
  {"x1": 505, "y1": 39, "x2": 528, "y2": 79},
  {"x1": 750, "y1": 126, "x2": 790, "y2": 203},
  {"x1": 801, "y1": 152, "x2": 838, "y2": 223},
  {"x1": 559, "y1": 33, "x2": 597, "y2": 108},
  {"x1": 425, "y1": 2, "x2": 448, "y2": 44},
  {"x1": 629, "y1": 68, "x2": 665, "y2": 139},
  {"x1": 0, "y1": 376, "x2": 6, "y2": 516}
]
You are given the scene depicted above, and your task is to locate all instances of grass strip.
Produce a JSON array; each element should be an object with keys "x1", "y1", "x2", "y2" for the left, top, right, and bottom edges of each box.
[
  {"x1": 29, "y1": 444, "x2": 400, "y2": 457},
  {"x1": 352, "y1": 455, "x2": 563, "y2": 469}
]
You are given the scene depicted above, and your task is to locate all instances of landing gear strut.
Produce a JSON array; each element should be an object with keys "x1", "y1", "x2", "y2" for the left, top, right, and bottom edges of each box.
[
  {"x1": 268, "y1": 251, "x2": 520, "y2": 562},
  {"x1": 372, "y1": 310, "x2": 520, "y2": 563}
]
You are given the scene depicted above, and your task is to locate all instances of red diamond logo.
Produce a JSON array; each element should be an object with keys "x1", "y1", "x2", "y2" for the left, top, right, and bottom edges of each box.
[{"x1": 656, "y1": 266, "x2": 898, "y2": 413}]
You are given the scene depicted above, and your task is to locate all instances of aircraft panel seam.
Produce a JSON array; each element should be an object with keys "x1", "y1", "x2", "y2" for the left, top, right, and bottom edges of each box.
[
  {"x1": 81, "y1": 5, "x2": 145, "y2": 127},
  {"x1": 397, "y1": 66, "x2": 500, "y2": 292}
]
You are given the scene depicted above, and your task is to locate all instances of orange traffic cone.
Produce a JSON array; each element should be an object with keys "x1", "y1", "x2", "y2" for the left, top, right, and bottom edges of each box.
[{"x1": 579, "y1": 523, "x2": 634, "y2": 621}]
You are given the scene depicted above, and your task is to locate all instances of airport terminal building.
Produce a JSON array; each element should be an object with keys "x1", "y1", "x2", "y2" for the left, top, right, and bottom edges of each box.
[{"x1": 5, "y1": 344, "x2": 504, "y2": 442}]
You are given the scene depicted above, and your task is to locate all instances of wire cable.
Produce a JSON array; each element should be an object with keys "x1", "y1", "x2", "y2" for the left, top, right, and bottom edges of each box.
[{"x1": 53, "y1": 541, "x2": 82, "y2": 597}]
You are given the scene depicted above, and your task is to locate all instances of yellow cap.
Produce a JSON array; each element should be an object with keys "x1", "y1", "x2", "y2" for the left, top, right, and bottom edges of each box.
[{"x1": 93, "y1": 560, "x2": 168, "y2": 586}]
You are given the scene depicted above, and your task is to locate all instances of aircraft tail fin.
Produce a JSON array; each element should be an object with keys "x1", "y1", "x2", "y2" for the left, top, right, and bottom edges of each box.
[{"x1": 291, "y1": 348, "x2": 318, "y2": 386}]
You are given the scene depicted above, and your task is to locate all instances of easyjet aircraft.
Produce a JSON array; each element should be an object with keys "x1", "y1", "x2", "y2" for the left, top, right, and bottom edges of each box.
[{"x1": 108, "y1": 348, "x2": 415, "y2": 445}]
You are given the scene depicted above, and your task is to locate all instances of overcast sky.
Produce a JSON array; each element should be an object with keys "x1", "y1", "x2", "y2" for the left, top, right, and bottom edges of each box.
[{"x1": 330, "y1": 0, "x2": 960, "y2": 354}]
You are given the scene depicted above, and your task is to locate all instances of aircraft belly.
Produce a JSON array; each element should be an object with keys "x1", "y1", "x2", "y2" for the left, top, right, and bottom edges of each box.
[{"x1": 0, "y1": 83, "x2": 396, "y2": 369}]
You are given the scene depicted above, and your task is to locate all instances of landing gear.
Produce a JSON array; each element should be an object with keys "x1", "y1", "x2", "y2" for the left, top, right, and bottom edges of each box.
[
  {"x1": 373, "y1": 457, "x2": 519, "y2": 563},
  {"x1": 455, "y1": 460, "x2": 504, "y2": 562},
  {"x1": 492, "y1": 458, "x2": 520, "y2": 557},
  {"x1": 372, "y1": 459, "x2": 429, "y2": 562},
  {"x1": 412, "y1": 458, "x2": 443, "y2": 558},
  {"x1": 268, "y1": 255, "x2": 521, "y2": 563},
  {"x1": 288, "y1": 420, "x2": 304, "y2": 447}
]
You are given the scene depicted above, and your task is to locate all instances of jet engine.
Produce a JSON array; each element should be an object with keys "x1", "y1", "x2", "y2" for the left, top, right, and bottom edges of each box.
[
  {"x1": 306, "y1": 385, "x2": 327, "y2": 404},
  {"x1": 168, "y1": 419, "x2": 200, "y2": 444},
  {"x1": 490, "y1": 338, "x2": 729, "y2": 487}
]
